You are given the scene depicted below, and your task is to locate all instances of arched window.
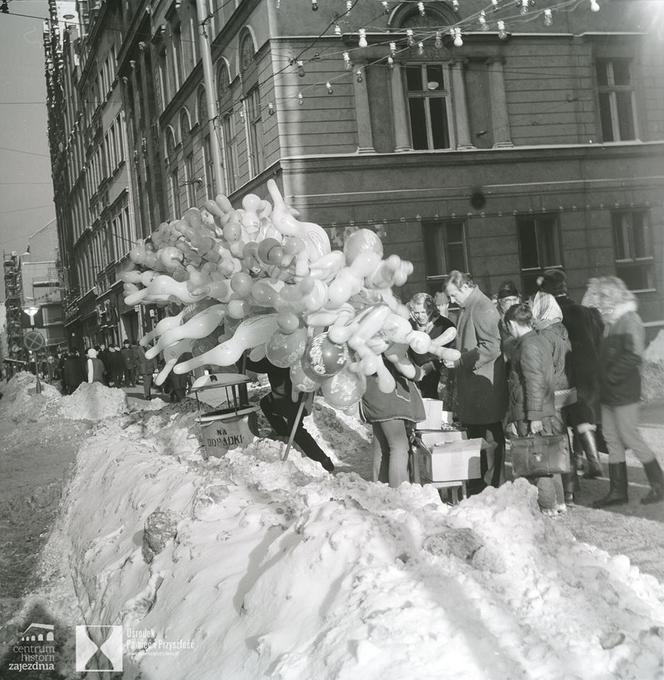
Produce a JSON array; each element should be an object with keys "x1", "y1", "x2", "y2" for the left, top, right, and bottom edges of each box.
[
  {"x1": 165, "y1": 126, "x2": 177, "y2": 159},
  {"x1": 196, "y1": 86, "x2": 207, "y2": 127},
  {"x1": 389, "y1": 1, "x2": 457, "y2": 29},
  {"x1": 239, "y1": 29, "x2": 255, "y2": 71},
  {"x1": 179, "y1": 107, "x2": 192, "y2": 140},
  {"x1": 216, "y1": 60, "x2": 231, "y2": 108}
]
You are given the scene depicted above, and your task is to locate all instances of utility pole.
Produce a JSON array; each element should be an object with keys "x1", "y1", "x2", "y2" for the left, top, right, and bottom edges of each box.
[{"x1": 195, "y1": 0, "x2": 225, "y2": 196}]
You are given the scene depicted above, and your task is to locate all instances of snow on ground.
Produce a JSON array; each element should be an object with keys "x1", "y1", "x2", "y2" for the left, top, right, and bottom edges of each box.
[
  {"x1": 3, "y1": 372, "x2": 664, "y2": 679},
  {"x1": 61, "y1": 400, "x2": 664, "y2": 680}
]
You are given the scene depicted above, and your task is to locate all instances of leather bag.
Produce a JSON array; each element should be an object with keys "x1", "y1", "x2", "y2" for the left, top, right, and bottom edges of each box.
[{"x1": 510, "y1": 433, "x2": 572, "y2": 478}]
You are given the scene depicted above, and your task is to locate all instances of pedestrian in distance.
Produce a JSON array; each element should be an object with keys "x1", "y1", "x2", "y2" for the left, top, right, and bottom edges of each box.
[
  {"x1": 120, "y1": 340, "x2": 137, "y2": 387},
  {"x1": 137, "y1": 345, "x2": 157, "y2": 400},
  {"x1": 86, "y1": 348, "x2": 105, "y2": 384}
]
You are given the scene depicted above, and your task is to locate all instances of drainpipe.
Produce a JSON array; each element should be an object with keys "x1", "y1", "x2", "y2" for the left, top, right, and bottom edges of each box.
[{"x1": 195, "y1": 0, "x2": 225, "y2": 196}]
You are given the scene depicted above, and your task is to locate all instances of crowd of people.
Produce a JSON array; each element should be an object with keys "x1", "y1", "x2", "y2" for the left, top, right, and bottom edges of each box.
[{"x1": 355, "y1": 269, "x2": 663, "y2": 514}]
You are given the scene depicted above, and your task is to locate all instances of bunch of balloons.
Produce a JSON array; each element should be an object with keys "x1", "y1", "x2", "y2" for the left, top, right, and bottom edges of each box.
[{"x1": 122, "y1": 179, "x2": 460, "y2": 409}]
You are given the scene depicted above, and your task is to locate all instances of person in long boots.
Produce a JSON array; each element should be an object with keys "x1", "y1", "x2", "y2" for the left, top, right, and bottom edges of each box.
[
  {"x1": 245, "y1": 356, "x2": 335, "y2": 473},
  {"x1": 540, "y1": 269, "x2": 605, "y2": 482},
  {"x1": 586, "y1": 276, "x2": 664, "y2": 507}
]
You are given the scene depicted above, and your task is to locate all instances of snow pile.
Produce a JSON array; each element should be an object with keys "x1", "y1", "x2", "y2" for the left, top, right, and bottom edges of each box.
[
  {"x1": 63, "y1": 411, "x2": 664, "y2": 680},
  {"x1": 56, "y1": 382, "x2": 128, "y2": 421},
  {"x1": 132, "y1": 397, "x2": 169, "y2": 412},
  {"x1": 0, "y1": 370, "x2": 61, "y2": 421},
  {"x1": 643, "y1": 330, "x2": 664, "y2": 400}
]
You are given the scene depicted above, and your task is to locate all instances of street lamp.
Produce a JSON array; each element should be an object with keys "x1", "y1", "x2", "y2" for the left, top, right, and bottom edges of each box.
[{"x1": 23, "y1": 300, "x2": 42, "y2": 394}]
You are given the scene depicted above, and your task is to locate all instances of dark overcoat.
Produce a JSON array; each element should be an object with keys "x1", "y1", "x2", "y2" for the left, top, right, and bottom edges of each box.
[{"x1": 455, "y1": 287, "x2": 507, "y2": 424}]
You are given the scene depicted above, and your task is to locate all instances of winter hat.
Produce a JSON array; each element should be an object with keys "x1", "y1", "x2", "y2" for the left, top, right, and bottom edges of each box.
[
  {"x1": 86, "y1": 348, "x2": 98, "y2": 359},
  {"x1": 497, "y1": 280, "x2": 519, "y2": 300},
  {"x1": 541, "y1": 269, "x2": 567, "y2": 296}
]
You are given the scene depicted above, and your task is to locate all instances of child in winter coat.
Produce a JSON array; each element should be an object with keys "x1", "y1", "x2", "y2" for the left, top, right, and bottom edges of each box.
[{"x1": 504, "y1": 303, "x2": 568, "y2": 514}]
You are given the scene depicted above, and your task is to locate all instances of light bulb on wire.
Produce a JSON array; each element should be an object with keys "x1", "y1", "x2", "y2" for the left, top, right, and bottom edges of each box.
[
  {"x1": 346, "y1": 0, "x2": 352, "y2": 11},
  {"x1": 311, "y1": 0, "x2": 318, "y2": 10},
  {"x1": 452, "y1": 27, "x2": 463, "y2": 47},
  {"x1": 326, "y1": 81, "x2": 333, "y2": 94},
  {"x1": 434, "y1": 31, "x2": 443, "y2": 49},
  {"x1": 268, "y1": 103, "x2": 275, "y2": 115},
  {"x1": 296, "y1": 60, "x2": 305, "y2": 77},
  {"x1": 406, "y1": 28, "x2": 414, "y2": 46},
  {"x1": 343, "y1": 51, "x2": 352, "y2": 69},
  {"x1": 417, "y1": 41, "x2": 424, "y2": 55},
  {"x1": 452, "y1": 0, "x2": 459, "y2": 10},
  {"x1": 358, "y1": 28, "x2": 367, "y2": 48},
  {"x1": 497, "y1": 20, "x2": 508, "y2": 39},
  {"x1": 544, "y1": 8, "x2": 553, "y2": 25},
  {"x1": 389, "y1": 41, "x2": 397, "y2": 56},
  {"x1": 297, "y1": 92, "x2": 303, "y2": 105},
  {"x1": 520, "y1": 0, "x2": 528, "y2": 15},
  {"x1": 387, "y1": 55, "x2": 394, "y2": 69},
  {"x1": 381, "y1": 0, "x2": 389, "y2": 13},
  {"x1": 479, "y1": 10, "x2": 487, "y2": 29},
  {"x1": 590, "y1": 0, "x2": 600, "y2": 11},
  {"x1": 417, "y1": 1, "x2": 425, "y2": 16},
  {"x1": 334, "y1": 24, "x2": 341, "y2": 35},
  {"x1": 356, "y1": 68, "x2": 363, "y2": 83}
]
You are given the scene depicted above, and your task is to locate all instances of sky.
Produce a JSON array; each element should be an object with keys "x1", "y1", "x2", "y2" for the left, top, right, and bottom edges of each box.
[{"x1": 0, "y1": 0, "x2": 58, "y2": 271}]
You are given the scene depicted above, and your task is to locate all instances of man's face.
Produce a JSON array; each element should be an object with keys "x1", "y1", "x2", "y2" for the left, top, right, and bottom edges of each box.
[
  {"x1": 446, "y1": 283, "x2": 472, "y2": 307},
  {"x1": 498, "y1": 295, "x2": 519, "y2": 315}
]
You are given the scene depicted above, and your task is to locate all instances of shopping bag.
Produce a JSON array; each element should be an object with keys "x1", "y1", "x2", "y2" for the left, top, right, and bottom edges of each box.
[{"x1": 510, "y1": 433, "x2": 572, "y2": 478}]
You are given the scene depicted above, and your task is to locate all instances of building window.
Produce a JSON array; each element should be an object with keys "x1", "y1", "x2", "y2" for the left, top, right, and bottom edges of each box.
[
  {"x1": 159, "y1": 49, "x2": 169, "y2": 110},
  {"x1": 184, "y1": 152, "x2": 196, "y2": 207},
  {"x1": 170, "y1": 167, "x2": 181, "y2": 217},
  {"x1": 596, "y1": 58, "x2": 637, "y2": 142},
  {"x1": 172, "y1": 24, "x2": 183, "y2": 91},
  {"x1": 406, "y1": 64, "x2": 451, "y2": 150},
  {"x1": 421, "y1": 219, "x2": 468, "y2": 292},
  {"x1": 221, "y1": 112, "x2": 236, "y2": 192},
  {"x1": 246, "y1": 87, "x2": 264, "y2": 175},
  {"x1": 612, "y1": 210, "x2": 655, "y2": 290},
  {"x1": 203, "y1": 135, "x2": 214, "y2": 198},
  {"x1": 517, "y1": 214, "x2": 563, "y2": 295}
]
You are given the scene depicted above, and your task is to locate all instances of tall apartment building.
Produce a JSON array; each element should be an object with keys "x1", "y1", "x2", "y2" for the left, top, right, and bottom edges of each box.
[{"x1": 46, "y1": 0, "x2": 664, "y2": 343}]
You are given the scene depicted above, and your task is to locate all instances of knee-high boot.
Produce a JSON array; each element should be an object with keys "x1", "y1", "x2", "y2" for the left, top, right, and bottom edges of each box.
[
  {"x1": 562, "y1": 444, "x2": 578, "y2": 504},
  {"x1": 593, "y1": 462, "x2": 628, "y2": 508},
  {"x1": 641, "y1": 459, "x2": 664, "y2": 505},
  {"x1": 579, "y1": 430, "x2": 603, "y2": 479}
]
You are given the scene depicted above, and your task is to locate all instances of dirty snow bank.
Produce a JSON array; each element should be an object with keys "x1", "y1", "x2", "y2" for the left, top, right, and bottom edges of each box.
[
  {"x1": 0, "y1": 371, "x2": 61, "y2": 421},
  {"x1": 56, "y1": 382, "x2": 129, "y2": 420},
  {"x1": 644, "y1": 330, "x2": 664, "y2": 400},
  {"x1": 63, "y1": 408, "x2": 664, "y2": 680}
]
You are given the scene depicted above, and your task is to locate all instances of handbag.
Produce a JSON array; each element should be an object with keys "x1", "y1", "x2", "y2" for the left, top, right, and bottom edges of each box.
[{"x1": 510, "y1": 433, "x2": 572, "y2": 478}]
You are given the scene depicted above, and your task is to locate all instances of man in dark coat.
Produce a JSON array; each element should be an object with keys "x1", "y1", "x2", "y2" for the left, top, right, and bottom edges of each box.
[
  {"x1": 62, "y1": 351, "x2": 85, "y2": 394},
  {"x1": 136, "y1": 345, "x2": 157, "y2": 400},
  {"x1": 541, "y1": 269, "x2": 604, "y2": 477},
  {"x1": 445, "y1": 270, "x2": 507, "y2": 489},
  {"x1": 120, "y1": 340, "x2": 137, "y2": 386}
]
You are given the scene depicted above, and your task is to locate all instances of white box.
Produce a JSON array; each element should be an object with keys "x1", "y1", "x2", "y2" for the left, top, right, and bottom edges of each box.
[
  {"x1": 421, "y1": 438, "x2": 488, "y2": 483},
  {"x1": 417, "y1": 429, "x2": 466, "y2": 450},
  {"x1": 416, "y1": 399, "x2": 454, "y2": 431}
]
